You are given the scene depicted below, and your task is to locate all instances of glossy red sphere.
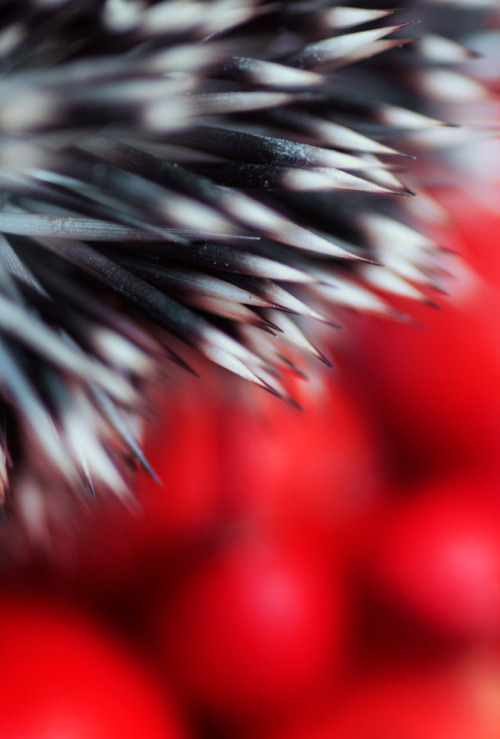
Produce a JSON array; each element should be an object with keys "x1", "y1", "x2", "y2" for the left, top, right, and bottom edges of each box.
[
  {"x1": 0, "y1": 593, "x2": 187, "y2": 739},
  {"x1": 371, "y1": 476, "x2": 500, "y2": 636},
  {"x1": 154, "y1": 533, "x2": 345, "y2": 723}
]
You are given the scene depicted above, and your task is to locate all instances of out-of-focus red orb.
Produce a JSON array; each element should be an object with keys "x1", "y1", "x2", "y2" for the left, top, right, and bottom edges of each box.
[
  {"x1": 136, "y1": 363, "x2": 383, "y2": 564},
  {"x1": 151, "y1": 532, "x2": 345, "y2": 725},
  {"x1": 370, "y1": 475, "x2": 500, "y2": 637},
  {"x1": 0, "y1": 592, "x2": 188, "y2": 739},
  {"x1": 215, "y1": 369, "x2": 384, "y2": 559},
  {"x1": 338, "y1": 240, "x2": 500, "y2": 479}
]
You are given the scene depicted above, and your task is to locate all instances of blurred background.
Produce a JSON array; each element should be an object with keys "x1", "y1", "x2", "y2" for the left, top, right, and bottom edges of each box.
[{"x1": 1, "y1": 5, "x2": 500, "y2": 739}]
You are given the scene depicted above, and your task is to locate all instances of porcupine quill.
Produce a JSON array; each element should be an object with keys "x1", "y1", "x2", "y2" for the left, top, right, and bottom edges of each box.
[{"x1": 0, "y1": 0, "x2": 497, "y2": 530}]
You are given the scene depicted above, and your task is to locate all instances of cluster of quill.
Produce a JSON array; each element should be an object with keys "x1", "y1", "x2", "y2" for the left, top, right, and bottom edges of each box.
[{"x1": 0, "y1": 0, "x2": 497, "y2": 524}]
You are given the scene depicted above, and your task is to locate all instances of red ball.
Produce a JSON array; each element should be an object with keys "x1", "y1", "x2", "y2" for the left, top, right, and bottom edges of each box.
[
  {"x1": 153, "y1": 533, "x2": 345, "y2": 723},
  {"x1": 339, "y1": 270, "x2": 500, "y2": 478},
  {"x1": 0, "y1": 593, "x2": 188, "y2": 739},
  {"x1": 214, "y1": 370, "x2": 383, "y2": 558},
  {"x1": 370, "y1": 475, "x2": 500, "y2": 637},
  {"x1": 132, "y1": 363, "x2": 383, "y2": 570},
  {"x1": 337, "y1": 188, "x2": 500, "y2": 479}
]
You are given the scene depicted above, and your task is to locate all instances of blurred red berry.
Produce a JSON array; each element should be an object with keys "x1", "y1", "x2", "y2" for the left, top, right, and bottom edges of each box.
[
  {"x1": 0, "y1": 593, "x2": 188, "y2": 739},
  {"x1": 338, "y1": 250, "x2": 500, "y2": 478},
  {"x1": 135, "y1": 363, "x2": 383, "y2": 567},
  {"x1": 215, "y1": 370, "x2": 383, "y2": 559},
  {"x1": 151, "y1": 531, "x2": 345, "y2": 725},
  {"x1": 370, "y1": 475, "x2": 500, "y2": 637}
]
